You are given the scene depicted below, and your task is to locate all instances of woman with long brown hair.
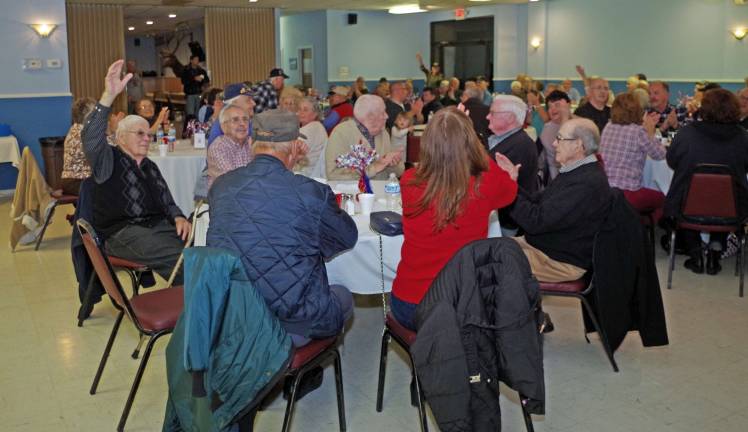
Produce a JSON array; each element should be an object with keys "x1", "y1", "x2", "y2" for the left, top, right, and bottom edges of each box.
[{"x1": 390, "y1": 107, "x2": 519, "y2": 330}]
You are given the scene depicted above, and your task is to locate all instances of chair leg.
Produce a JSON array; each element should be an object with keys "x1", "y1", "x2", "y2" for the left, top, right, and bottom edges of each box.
[
  {"x1": 740, "y1": 235, "x2": 746, "y2": 298},
  {"x1": 90, "y1": 311, "x2": 124, "y2": 394},
  {"x1": 410, "y1": 360, "x2": 429, "y2": 432},
  {"x1": 281, "y1": 372, "x2": 303, "y2": 432},
  {"x1": 667, "y1": 229, "x2": 677, "y2": 289},
  {"x1": 521, "y1": 401, "x2": 535, "y2": 432},
  {"x1": 131, "y1": 334, "x2": 147, "y2": 359},
  {"x1": 579, "y1": 296, "x2": 619, "y2": 372},
  {"x1": 333, "y1": 349, "x2": 347, "y2": 432},
  {"x1": 34, "y1": 203, "x2": 58, "y2": 251},
  {"x1": 117, "y1": 333, "x2": 162, "y2": 432},
  {"x1": 375, "y1": 328, "x2": 391, "y2": 412},
  {"x1": 123, "y1": 269, "x2": 139, "y2": 296}
]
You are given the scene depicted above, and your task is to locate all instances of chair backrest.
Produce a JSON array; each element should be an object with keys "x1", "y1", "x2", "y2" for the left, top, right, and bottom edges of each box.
[
  {"x1": 682, "y1": 164, "x2": 739, "y2": 222},
  {"x1": 76, "y1": 219, "x2": 138, "y2": 323}
]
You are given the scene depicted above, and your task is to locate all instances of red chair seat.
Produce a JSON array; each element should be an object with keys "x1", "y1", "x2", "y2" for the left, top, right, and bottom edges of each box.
[
  {"x1": 678, "y1": 222, "x2": 740, "y2": 233},
  {"x1": 385, "y1": 312, "x2": 417, "y2": 346},
  {"x1": 538, "y1": 279, "x2": 587, "y2": 294},
  {"x1": 130, "y1": 286, "x2": 183, "y2": 332},
  {"x1": 290, "y1": 337, "x2": 337, "y2": 370},
  {"x1": 108, "y1": 256, "x2": 149, "y2": 270}
]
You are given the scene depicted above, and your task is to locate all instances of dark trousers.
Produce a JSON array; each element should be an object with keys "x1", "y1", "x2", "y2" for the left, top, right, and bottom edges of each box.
[
  {"x1": 105, "y1": 219, "x2": 185, "y2": 285},
  {"x1": 681, "y1": 230, "x2": 728, "y2": 258},
  {"x1": 289, "y1": 285, "x2": 354, "y2": 347}
]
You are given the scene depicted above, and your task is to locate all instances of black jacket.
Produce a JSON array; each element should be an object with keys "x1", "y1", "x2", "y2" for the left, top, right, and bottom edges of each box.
[
  {"x1": 181, "y1": 65, "x2": 209, "y2": 95},
  {"x1": 587, "y1": 189, "x2": 669, "y2": 351},
  {"x1": 511, "y1": 161, "x2": 612, "y2": 269},
  {"x1": 412, "y1": 238, "x2": 545, "y2": 432},
  {"x1": 486, "y1": 129, "x2": 539, "y2": 230},
  {"x1": 385, "y1": 99, "x2": 410, "y2": 131},
  {"x1": 664, "y1": 121, "x2": 748, "y2": 218}
]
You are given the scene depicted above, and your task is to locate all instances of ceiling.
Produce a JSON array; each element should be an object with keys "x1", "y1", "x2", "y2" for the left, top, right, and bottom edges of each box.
[{"x1": 70, "y1": 0, "x2": 527, "y2": 14}]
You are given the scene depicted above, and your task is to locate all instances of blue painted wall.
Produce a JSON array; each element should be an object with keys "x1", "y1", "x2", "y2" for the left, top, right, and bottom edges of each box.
[
  {"x1": 0, "y1": 0, "x2": 71, "y2": 189},
  {"x1": 280, "y1": 11, "x2": 329, "y2": 92}
]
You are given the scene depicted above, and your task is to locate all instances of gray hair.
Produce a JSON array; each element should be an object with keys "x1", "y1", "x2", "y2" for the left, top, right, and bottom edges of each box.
[
  {"x1": 115, "y1": 115, "x2": 148, "y2": 143},
  {"x1": 462, "y1": 86, "x2": 482, "y2": 100},
  {"x1": 299, "y1": 97, "x2": 321, "y2": 121},
  {"x1": 219, "y1": 103, "x2": 245, "y2": 124},
  {"x1": 566, "y1": 118, "x2": 600, "y2": 156},
  {"x1": 354, "y1": 94, "x2": 385, "y2": 121},
  {"x1": 252, "y1": 139, "x2": 293, "y2": 155},
  {"x1": 491, "y1": 94, "x2": 528, "y2": 126}
]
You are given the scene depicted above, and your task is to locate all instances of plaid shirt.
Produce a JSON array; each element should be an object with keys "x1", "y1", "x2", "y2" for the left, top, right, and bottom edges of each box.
[
  {"x1": 207, "y1": 134, "x2": 253, "y2": 188},
  {"x1": 250, "y1": 80, "x2": 279, "y2": 113},
  {"x1": 649, "y1": 103, "x2": 690, "y2": 133},
  {"x1": 599, "y1": 123, "x2": 666, "y2": 190}
]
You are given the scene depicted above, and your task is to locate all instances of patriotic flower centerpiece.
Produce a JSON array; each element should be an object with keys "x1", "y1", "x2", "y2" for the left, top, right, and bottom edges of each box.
[
  {"x1": 335, "y1": 141, "x2": 378, "y2": 193},
  {"x1": 185, "y1": 119, "x2": 211, "y2": 138}
]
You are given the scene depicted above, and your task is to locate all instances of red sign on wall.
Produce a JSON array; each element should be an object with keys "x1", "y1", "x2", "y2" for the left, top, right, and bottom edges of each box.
[{"x1": 455, "y1": 8, "x2": 466, "y2": 20}]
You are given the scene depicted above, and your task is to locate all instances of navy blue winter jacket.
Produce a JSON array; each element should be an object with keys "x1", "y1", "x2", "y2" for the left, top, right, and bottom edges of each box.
[{"x1": 207, "y1": 154, "x2": 358, "y2": 338}]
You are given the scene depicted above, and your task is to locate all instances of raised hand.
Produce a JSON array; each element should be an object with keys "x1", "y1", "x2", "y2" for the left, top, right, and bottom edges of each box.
[
  {"x1": 101, "y1": 60, "x2": 133, "y2": 107},
  {"x1": 494, "y1": 152, "x2": 521, "y2": 182}
]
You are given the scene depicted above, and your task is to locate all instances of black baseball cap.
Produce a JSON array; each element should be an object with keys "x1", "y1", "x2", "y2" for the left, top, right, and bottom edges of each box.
[{"x1": 269, "y1": 68, "x2": 289, "y2": 79}]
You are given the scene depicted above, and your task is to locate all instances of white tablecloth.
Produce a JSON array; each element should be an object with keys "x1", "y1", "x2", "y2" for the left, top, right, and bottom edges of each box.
[
  {"x1": 149, "y1": 139, "x2": 205, "y2": 216},
  {"x1": 0, "y1": 135, "x2": 21, "y2": 167},
  {"x1": 194, "y1": 179, "x2": 501, "y2": 295},
  {"x1": 642, "y1": 158, "x2": 672, "y2": 194}
]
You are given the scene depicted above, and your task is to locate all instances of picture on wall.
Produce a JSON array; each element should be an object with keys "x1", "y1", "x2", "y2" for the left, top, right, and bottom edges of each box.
[{"x1": 289, "y1": 58, "x2": 298, "y2": 70}]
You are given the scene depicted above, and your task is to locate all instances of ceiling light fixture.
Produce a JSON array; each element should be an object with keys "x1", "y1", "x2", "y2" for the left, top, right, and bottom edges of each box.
[
  {"x1": 388, "y1": 4, "x2": 426, "y2": 14},
  {"x1": 249, "y1": 0, "x2": 259, "y2": 3},
  {"x1": 128, "y1": 26, "x2": 135, "y2": 31},
  {"x1": 29, "y1": 23, "x2": 57, "y2": 38},
  {"x1": 168, "y1": 14, "x2": 177, "y2": 18},
  {"x1": 146, "y1": 20, "x2": 154, "y2": 25}
]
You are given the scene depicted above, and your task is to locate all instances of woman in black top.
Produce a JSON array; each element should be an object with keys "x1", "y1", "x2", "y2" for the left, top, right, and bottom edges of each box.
[{"x1": 665, "y1": 88, "x2": 748, "y2": 275}]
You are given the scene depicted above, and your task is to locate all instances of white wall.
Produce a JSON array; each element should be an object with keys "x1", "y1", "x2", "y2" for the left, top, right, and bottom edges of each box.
[
  {"x1": 125, "y1": 36, "x2": 159, "y2": 73},
  {"x1": 280, "y1": 11, "x2": 328, "y2": 91},
  {"x1": 535, "y1": 0, "x2": 748, "y2": 82},
  {"x1": 0, "y1": 0, "x2": 70, "y2": 95}
]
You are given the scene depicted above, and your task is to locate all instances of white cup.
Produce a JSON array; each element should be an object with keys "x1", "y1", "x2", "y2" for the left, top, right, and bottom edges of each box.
[
  {"x1": 358, "y1": 193, "x2": 375, "y2": 215},
  {"x1": 158, "y1": 144, "x2": 168, "y2": 157}
]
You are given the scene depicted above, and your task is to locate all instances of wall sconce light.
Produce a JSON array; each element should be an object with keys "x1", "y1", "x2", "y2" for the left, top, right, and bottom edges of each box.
[
  {"x1": 29, "y1": 23, "x2": 58, "y2": 38},
  {"x1": 530, "y1": 36, "x2": 543, "y2": 50},
  {"x1": 731, "y1": 27, "x2": 747, "y2": 40}
]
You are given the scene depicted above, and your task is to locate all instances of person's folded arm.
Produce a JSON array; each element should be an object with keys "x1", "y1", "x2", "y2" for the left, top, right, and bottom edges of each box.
[
  {"x1": 81, "y1": 104, "x2": 115, "y2": 184},
  {"x1": 641, "y1": 128, "x2": 666, "y2": 161},
  {"x1": 319, "y1": 188, "x2": 358, "y2": 259},
  {"x1": 510, "y1": 182, "x2": 589, "y2": 235}
]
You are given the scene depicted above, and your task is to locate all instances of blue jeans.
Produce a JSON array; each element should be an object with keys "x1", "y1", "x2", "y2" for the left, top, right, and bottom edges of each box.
[{"x1": 391, "y1": 294, "x2": 418, "y2": 331}]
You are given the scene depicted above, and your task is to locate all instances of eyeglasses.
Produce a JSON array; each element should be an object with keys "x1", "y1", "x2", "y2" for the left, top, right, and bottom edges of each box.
[
  {"x1": 126, "y1": 130, "x2": 151, "y2": 139},
  {"x1": 555, "y1": 135, "x2": 577, "y2": 142},
  {"x1": 226, "y1": 116, "x2": 251, "y2": 124}
]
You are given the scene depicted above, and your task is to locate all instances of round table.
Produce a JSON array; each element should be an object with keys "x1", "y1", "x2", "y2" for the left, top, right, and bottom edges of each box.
[
  {"x1": 148, "y1": 139, "x2": 206, "y2": 216},
  {"x1": 193, "y1": 179, "x2": 501, "y2": 294}
]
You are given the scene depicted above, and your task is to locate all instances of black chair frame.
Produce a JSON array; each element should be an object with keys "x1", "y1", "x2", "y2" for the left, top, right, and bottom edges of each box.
[
  {"x1": 540, "y1": 279, "x2": 619, "y2": 373},
  {"x1": 665, "y1": 164, "x2": 747, "y2": 296},
  {"x1": 282, "y1": 340, "x2": 346, "y2": 432},
  {"x1": 376, "y1": 323, "x2": 429, "y2": 432},
  {"x1": 35, "y1": 195, "x2": 77, "y2": 250},
  {"x1": 77, "y1": 219, "x2": 175, "y2": 432}
]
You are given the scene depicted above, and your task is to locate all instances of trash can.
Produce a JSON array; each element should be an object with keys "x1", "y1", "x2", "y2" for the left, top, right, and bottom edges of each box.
[{"x1": 39, "y1": 136, "x2": 66, "y2": 190}]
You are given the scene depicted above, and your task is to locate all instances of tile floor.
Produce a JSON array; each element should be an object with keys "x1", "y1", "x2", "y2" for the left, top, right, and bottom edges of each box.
[{"x1": 2, "y1": 200, "x2": 747, "y2": 432}]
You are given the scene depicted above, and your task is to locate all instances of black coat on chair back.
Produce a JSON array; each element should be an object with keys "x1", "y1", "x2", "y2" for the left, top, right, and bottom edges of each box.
[{"x1": 412, "y1": 237, "x2": 545, "y2": 432}]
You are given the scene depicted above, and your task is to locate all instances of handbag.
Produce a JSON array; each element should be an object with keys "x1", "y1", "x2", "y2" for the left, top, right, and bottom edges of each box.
[{"x1": 369, "y1": 211, "x2": 403, "y2": 237}]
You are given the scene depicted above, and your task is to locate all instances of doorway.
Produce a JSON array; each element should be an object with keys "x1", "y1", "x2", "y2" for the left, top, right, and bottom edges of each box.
[
  {"x1": 300, "y1": 47, "x2": 313, "y2": 89},
  {"x1": 430, "y1": 16, "x2": 494, "y2": 89}
]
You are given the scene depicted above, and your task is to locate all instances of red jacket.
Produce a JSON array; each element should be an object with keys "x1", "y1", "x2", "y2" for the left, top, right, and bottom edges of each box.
[{"x1": 392, "y1": 160, "x2": 518, "y2": 304}]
